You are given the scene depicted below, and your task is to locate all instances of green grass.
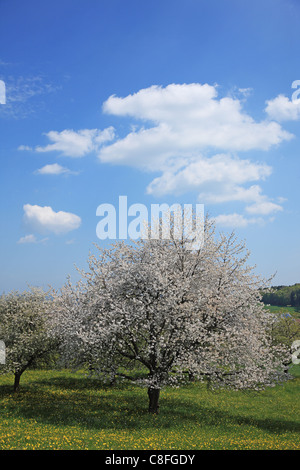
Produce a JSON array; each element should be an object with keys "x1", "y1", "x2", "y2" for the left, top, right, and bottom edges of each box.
[
  {"x1": 264, "y1": 304, "x2": 300, "y2": 319},
  {"x1": 0, "y1": 368, "x2": 299, "y2": 450}
]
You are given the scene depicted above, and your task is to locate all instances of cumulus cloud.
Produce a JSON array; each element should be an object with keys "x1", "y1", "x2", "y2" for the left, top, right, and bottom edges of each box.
[
  {"x1": 213, "y1": 213, "x2": 264, "y2": 228},
  {"x1": 99, "y1": 83, "x2": 292, "y2": 170},
  {"x1": 34, "y1": 127, "x2": 115, "y2": 158},
  {"x1": 265, "y1": 94, "x2": 300, "y2": 122},
  {"x1": 96, "y1": 83, "x2": 291, "y2": 227},
  {"x1": 245, "y1": 200, "x2": 283, "y2": 215},
  {"x1": 23, "y1": 204, "x2": 81, "y2": 235},
  {"x1": 145, "y1": 154, "x2": 283, "y2": 214},
  {"x1": 34, "y1": 163, "x2": 77, "y2": 175},
  {"x1": 146, "y1": 154, "x2": 272, "y2": 200}
]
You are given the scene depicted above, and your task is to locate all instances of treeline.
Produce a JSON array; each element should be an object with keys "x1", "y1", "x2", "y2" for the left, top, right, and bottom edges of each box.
[{"x1": 262, "y1": 283, "x2": 300, "y2": 308}]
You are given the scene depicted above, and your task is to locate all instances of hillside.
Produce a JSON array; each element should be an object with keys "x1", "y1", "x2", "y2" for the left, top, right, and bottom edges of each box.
[{"x1": 261, "y1": 283, "x2": 300, "y2": 309}]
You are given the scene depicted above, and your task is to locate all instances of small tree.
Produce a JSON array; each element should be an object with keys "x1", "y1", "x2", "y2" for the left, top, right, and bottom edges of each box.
[
  {"x1": 271, "y1": 313, "x2": 300, "y2": 346},
  {"x1": 270, "y1": 311, "x2": 300, "y2": 373},
  {"x1": 0, "y1": 287, "x2": 56, "y2": 392},
  {"x1": 51, "y1": 216, "x2": 291, "y2": 413}
]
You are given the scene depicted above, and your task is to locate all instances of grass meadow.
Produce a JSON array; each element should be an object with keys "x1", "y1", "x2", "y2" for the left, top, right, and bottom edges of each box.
[
  {"x1": 0, "y1": 365, "x2": 299, "y2": 450},
  {"x1": 264, "y1": 305, "x2": 300, "y2": 319}
]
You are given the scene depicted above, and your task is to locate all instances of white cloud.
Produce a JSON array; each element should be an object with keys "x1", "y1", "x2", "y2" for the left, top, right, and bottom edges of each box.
[
  {"x1": 245, "y1": 200, "x2": 283, "y2": 215},
  {"x1": 265, "y1": 94, "x2": 300, "y2": 121},
  {"x1": 0, "y1": 75, "x2": 61, "y2": 119},
  {"x1": 17, "y1": 234, "x2": 38, "y2": 244},
  {"x1": 213, "y1": 195, "x2": 283, "y2": 229},
  {"x1": 34, "y1": 163, "x2": 77, "y2": 175},
  {"x1": 213, "y1": 213, "x2": 264, "y2": 228},
  {"x1": 145, "y1": 153, "x2": 283, "y2": 213},
  {"x1": 199, "y1": 184, "x2": 265, "y2": 205},
  {"x1": 23, "y1": 204, "x2": 81, "y2": 235},
  {"x1": 145, "y1": 153, "x2": 285, "y2": 216},
  {"x1": 146, "y1": 154, "x2": 272, "y2": 201},
  {"x1": 34, "y1": 127, "x2": 115, "y2": 158},
  {"x1": 238, "y1": 87, "x2": 253, "y2": 99},
  {"x1": 96, "y1": 83, "x2": 291, "y2": 223},
  {"x1": 99, "y1": 83, "x2": 292, "y2": 170},
  {"x1": 18, "y1": 145, "x2": 33, "y2": 151},
  {"x1": 17, "y1": 234, "x2": 49, "y2": 244}
]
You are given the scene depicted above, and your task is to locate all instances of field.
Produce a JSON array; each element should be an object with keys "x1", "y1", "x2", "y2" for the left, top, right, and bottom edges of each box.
[
  {"x1": 0, "y1": 367, "x2": 299, "y2": 450},
  {"x1": 264, "y1": 304, "x2": 300, "y2": 319}
]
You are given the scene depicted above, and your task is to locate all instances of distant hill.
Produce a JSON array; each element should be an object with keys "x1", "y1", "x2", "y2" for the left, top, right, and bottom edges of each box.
[{"x1": 261, "y1": 283, "x2": 300, "y2": 308}]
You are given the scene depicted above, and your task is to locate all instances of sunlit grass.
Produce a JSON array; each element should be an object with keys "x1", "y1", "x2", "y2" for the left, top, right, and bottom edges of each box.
[
  {"x1": 264, "y1": 304, "x2": 300, "y2": 319},
  {"x1": 0, "y1": 367, "x2": 299, "y2": 450}
]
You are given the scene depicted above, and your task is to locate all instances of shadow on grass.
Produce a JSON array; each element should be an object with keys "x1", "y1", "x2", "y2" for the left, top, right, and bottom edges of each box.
[{"x1": 0, "y1": 374, "x2": 299, "y2": 436}]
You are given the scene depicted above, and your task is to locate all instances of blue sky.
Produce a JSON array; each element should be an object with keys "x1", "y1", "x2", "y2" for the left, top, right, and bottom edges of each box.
[{"x1": 0, "y1": 0, "x2": 300, "y2": 292}]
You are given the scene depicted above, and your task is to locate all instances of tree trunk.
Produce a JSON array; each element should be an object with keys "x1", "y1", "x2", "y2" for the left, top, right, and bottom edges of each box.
[
  {"x1": 148, "y1": 387, "x2": 160, "y2": 414},
  {"x1": 14, "y1": 372, "x2": 21, "y2": 393},
  {"x1": 188, "y1": 371, "x2": 195, "y2": 382}
]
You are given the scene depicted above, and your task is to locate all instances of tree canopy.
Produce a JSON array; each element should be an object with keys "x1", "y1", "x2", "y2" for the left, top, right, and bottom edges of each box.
[{"x1": 0, "y1": 287, "x2": 56, "y2": 391}]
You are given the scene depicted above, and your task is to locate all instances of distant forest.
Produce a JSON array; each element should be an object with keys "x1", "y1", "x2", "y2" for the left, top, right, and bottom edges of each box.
[{"x1": 261, "y1": 284, "x2": 300, "y2": 308}]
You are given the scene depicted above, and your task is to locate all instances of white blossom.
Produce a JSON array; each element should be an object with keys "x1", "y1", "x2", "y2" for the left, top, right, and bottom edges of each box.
[{"x1": 0, "y1": 287, "x2": 55, "y2": 391}]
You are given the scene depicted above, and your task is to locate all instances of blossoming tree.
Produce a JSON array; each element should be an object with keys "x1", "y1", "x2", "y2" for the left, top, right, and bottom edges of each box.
[
  {"x1": 0, "y1": 287, "x2": 56, "y2": 392},
  {"x1": 51, "y1": 216, "x2": 291, "y2": 413}
]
